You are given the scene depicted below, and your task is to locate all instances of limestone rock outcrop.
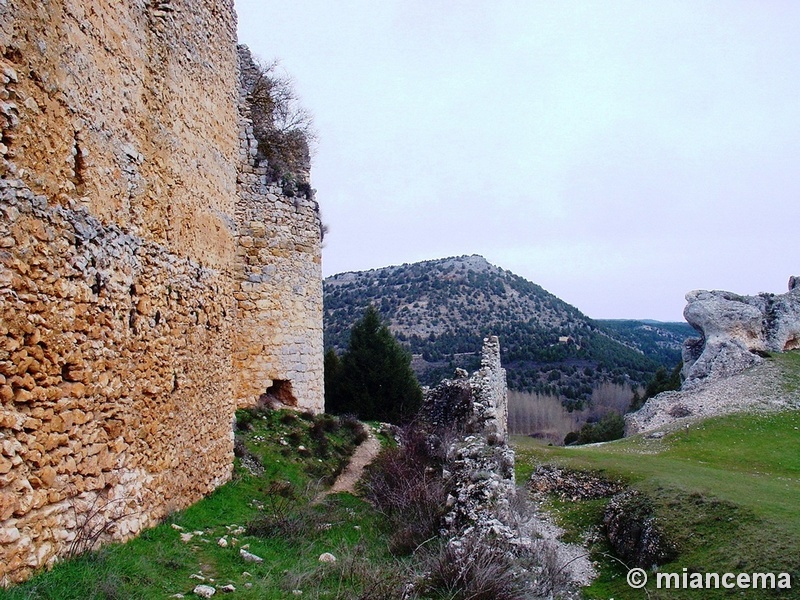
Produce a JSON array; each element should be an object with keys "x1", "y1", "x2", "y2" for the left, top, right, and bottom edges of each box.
[
  {"x1": 681, "y1": 277, "x2": 800, "y2": 389},
  {"x1": 626, "y1": 277, "x2": 800, "y2": 434}
]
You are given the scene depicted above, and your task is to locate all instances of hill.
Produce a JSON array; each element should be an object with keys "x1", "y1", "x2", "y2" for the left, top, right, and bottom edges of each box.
[
  {"x1": 594, "y1": 319, "x2": 694, "y2": 367},
  {"x1": 324, "y1": 255, "x2": 684, "y2": 407}
]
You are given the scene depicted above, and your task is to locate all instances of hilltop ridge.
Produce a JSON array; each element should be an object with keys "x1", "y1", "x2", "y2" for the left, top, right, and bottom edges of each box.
[{"x1": 325, "y1": 255, "x2": 681, "y2": 405}]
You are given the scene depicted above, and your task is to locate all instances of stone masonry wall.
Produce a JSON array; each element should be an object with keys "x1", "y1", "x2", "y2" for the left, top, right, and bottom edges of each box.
[
  {"x1": 0, "y1": 0, "x2": 323, "y2": 585},
  {"x1": 233, "y1": 47, "x2": 324, "y2": 412},
  {"x1": 0, "y1": 183, "x2": 235, "y2": 583}
]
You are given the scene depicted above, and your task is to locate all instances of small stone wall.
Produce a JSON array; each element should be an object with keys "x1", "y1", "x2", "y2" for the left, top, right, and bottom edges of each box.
[
  {"x1": 421, "y1": 336, "x2": 515, "y2": 537},
  {"x1": 421, "y1": 335, "x2": 508, "y2": 440}
]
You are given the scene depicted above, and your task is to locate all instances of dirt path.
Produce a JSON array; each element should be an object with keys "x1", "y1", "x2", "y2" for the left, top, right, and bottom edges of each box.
[{"x1": 314, "y1": 428, "x2": 382, "y2": 503}]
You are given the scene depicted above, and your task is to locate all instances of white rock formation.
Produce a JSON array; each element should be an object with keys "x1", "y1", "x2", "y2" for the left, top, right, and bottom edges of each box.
[{"x1": 682, "y1": 277, "x2": 800, "y2": 388}]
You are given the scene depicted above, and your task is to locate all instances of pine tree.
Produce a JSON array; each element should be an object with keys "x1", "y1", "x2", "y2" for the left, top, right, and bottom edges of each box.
[
  {"x1": 325, "y1": 306, "x2": 422, "y2": 423},
  {"x1": 323, "y1": 348, "x2": 343, "y2": 413}
]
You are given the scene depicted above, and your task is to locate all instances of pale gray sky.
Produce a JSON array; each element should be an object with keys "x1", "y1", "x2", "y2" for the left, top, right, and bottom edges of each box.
[{"x1": 235, "y1": 1, "x2": 800, "y2": 321}]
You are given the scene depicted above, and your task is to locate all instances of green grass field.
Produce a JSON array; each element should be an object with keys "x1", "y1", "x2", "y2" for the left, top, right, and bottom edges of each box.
[
  {"x1": 6, "y1": 353, "x2": 799, "y2": 599},
  {"x1": 515, "y1": 406, "x2": 800, "y2": 599}
]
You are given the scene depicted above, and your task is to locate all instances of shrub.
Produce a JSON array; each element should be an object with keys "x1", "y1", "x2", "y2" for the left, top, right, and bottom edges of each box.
[
  {"x1": 235, "y1": 409, "x2": 255, "y2": 431},
  {"x1": 247, "y1": 481, "x2": 319, "y2": 539},
  {"x1": 668, "y1": 403, "x2": 692, "y2": 418},
  {"x1": 341, "y1": 413, "x2": 368, "y2": 439},
  {"x1": 244, "y1": 53, "x2": 316, "y2": 189},
  {"x1": 631, "y1": 362, "x2": 684, "y2": 411},
  {"x1": 314, "y1": 412, "x2": 340, "y2": 433},
  {"x1": 280, "y1": 411, "x2": 298, "y2": 425},
  {"x1": 310, "y1": 420, "x2": 328, "y2": 441},
  {"x1": 361, "y1": 425, "x2": 448, "y2": 554},
  {"x1": 418, "y1": 538, "x2": 529, "y2": 600},
  {"x1": 565, "y1": 411, "x2": 625, "y2": 445},
  {"x1": 281, "y1": 540, "x2": 408, "y2": 599}
]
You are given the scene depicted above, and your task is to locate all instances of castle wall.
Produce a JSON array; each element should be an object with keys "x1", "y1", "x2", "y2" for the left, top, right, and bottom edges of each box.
[
  {"x1": 0, "y1": 187, "x2": 235, "y2": 582},
  {"x1": 233, "y1": 49, "x2": 324, "y2": 412},
  {"x1": 0, "y1": 0, "x2": 323, "y2": 584}
]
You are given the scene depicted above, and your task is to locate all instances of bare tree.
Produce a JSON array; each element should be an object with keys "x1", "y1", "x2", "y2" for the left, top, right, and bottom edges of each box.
[{"x1": 242, "y1": 51, "x2": 317, "y2": 194}]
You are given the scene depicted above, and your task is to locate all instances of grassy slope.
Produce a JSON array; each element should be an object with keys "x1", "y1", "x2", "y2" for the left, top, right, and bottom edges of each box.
[
  {"x1": 0, "y1": 410, "x2": 399, "y2": 600},
  {"x1": 514, "y1": 352, "x2": 800, "y2": 599}
]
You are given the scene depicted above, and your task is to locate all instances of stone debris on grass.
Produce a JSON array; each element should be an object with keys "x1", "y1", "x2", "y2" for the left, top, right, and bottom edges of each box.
[
  {"x1": 318, "y1": 552, "x2": 337, "y2": 563},
  {"x1": 192, "y1": 584, "x2": 216, "y2": 598},
  {"x1": 240, "y1": 548, "x2": 264, "y2": 563},
  {"x1": 217, "y1": 537, "x2": 228, "y2": 547},
  {"x1": 529, "y1": 465, "x2": 625, "y2": 501},
  {"x1": 220, "y1": 584, "x2": 236, "y2": 593}
]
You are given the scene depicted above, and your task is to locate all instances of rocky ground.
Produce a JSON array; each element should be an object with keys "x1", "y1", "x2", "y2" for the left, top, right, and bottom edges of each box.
[
  {"x1": 626, "y1": 359, "x2": 800, "y2": 434},
  {"x1": 523, "y1": 497, "x2": 597, "y2": 593}
]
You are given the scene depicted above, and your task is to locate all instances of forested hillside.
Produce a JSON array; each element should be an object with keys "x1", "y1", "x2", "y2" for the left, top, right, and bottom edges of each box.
[
  {"x1": 595, "y1": 319, "x2": 694, "y2": 366},
  {"x1": 324, "y1": 255, "x2": 686, "y2": 408}
]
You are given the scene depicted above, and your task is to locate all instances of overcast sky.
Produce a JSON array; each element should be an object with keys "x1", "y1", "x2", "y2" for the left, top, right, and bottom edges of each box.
[{"x1": 235, "y1": 1, "x2": 799, "y2": 322}]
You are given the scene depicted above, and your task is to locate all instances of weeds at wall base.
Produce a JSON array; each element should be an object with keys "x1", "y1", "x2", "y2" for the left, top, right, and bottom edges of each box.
[{"x1": 0, "y1": 409, "x2": 380, "y2": 599}]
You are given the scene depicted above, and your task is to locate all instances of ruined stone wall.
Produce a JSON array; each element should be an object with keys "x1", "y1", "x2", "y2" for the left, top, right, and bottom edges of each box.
[
  {"x1": 0, "y1": 0, "x2": 240, "y2": 267},
  {"x1": 421, "y1": 336, "x2": 508, "y2": 440},
  {"x1": 0, "y1": 186, "x2": 235, "y2": 583},
  {"x1": 474, "y1": 335, "x2": 508, "y2": 439},
  {"x1": 233, "y1": 48, "x2": 324, "y2": 412},
  {"x1": 0, "y1": 0, "x2": 323, "y2": 585}
]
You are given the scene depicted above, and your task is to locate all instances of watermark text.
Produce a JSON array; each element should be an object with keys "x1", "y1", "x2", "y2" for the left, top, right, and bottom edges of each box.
[{"x1": 627, "y1": 568, "x2": 792, "y2": 590}]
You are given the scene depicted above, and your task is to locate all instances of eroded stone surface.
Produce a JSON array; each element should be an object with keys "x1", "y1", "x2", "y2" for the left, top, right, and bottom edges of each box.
[
  {"x1": 420, "y1": 337, "x2": 593, "y2": 597},
  {"x1": 1, "y1": 1, "x2": 323, "y2": 584},
  {"x1": 232, "y1": 47, "x2": 323, "y2": 412},
  {"x1": 682, "y1": 278, "x2": 800, "y2": 388}
]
